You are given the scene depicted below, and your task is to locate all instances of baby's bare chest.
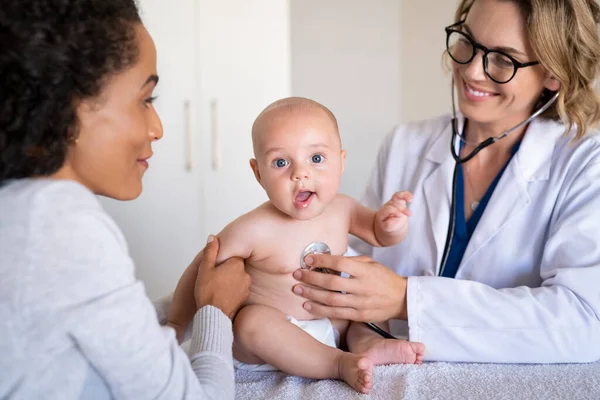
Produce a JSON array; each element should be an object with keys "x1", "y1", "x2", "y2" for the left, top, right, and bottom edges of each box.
[{"x1": 250, "y1": 214, "x2": 350, "y2": 274}]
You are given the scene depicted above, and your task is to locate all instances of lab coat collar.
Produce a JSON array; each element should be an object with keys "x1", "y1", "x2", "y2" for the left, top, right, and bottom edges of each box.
[
  {"x1": 517, "y1": 117, "x2": 566, "y2": 181},
  {"x1": 424, "y1": 115, "x2": 456, "y2": 165},
  {"x1": 424, "y1": 113, "x2": 566, "y2": 182}
]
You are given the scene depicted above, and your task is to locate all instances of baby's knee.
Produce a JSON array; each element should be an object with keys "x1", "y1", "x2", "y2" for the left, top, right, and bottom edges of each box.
[{"x1": 233, "y1": 304, "x2": 282, "y2": 342}]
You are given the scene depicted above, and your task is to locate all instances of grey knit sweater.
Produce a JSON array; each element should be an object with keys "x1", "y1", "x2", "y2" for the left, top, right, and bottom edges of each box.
[{"x1": 0, "y1": 179, "x2": 234, "y2": 399}]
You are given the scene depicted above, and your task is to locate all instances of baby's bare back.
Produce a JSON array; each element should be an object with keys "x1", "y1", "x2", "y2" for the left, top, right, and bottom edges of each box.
[{"x1": 244, "y1": 199, "x2": 351, "y2": 321}]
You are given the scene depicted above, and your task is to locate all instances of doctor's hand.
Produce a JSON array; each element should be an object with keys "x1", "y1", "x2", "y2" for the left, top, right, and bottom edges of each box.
[
  {"x1": 292, "y1": 254, "x2": 408, "y2": 322},
  {"x1": 374, "y1": 191, "x2": 412, "y2": 246}
]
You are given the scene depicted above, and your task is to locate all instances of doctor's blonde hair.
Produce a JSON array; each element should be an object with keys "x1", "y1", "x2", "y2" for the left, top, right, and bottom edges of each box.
[{"x1": 453, "y1": 0, "x2": 600, "y2": 139}]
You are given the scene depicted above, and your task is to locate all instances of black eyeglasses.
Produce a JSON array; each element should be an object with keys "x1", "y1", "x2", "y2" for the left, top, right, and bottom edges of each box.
[{"x1": 445, "y1": 20, "x2": 539, "y2": 84}]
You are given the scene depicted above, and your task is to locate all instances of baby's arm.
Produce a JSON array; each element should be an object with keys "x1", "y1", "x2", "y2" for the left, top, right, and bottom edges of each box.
[
  {"x1": 214, "y1": 215, "x2": 257, "y2": 263},
  {"x1": 167, "y1": 213, "x2": 258, "y2": 342},
  {"x1": 344, "y1": 192, "x2": 412, "y2": 247}
]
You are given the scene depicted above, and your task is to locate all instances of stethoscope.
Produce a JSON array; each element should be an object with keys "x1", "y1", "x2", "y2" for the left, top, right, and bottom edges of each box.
[
  {"x1": 300, "y1": 85, "x2": 559, "y2": 341},
  {"x1": 368, "y1": 82, "x2": 559, "y2": 339}
]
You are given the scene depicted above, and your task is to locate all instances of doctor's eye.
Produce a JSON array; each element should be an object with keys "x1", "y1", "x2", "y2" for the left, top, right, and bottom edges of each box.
[
  {"x1": 273, "y1": 158, "x2": 289, "y2": 168},
  {"x1": 311, "y1": 154, "x2": 325, "y2": 164}
]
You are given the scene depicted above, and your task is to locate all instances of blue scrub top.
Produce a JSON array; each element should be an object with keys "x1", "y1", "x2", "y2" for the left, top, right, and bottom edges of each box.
[{"x1": 441, "y1": 140, "x2": 521, "y2": 279}]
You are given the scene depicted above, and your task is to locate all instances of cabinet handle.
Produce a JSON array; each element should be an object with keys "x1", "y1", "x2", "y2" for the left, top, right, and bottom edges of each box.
[
  {"x1": 211, "y1": 99, "x2": 221, "y2": 171},
  {"x1": 184, "y1": 100, "x2": 193, "y2": 172}
]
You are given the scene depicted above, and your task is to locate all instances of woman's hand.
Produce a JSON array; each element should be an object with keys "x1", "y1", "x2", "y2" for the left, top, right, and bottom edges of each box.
[
  {"x1": 167, "y1": 254, "x2": 201, "y2": 343},
  {"x1": 195, "y1": 235, "x2": 251, "y2": 320},
  {"x1": 292, "y1": 254, "x2": 408, "y2": 322},
  {"x1": 168, "y1": 235, "x2": 251, "y2": 342}
]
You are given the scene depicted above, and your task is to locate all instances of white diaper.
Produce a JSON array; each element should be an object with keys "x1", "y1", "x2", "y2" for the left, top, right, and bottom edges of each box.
[{"x1": 233, "y1": 315, "x2": 339, "y2": 372}]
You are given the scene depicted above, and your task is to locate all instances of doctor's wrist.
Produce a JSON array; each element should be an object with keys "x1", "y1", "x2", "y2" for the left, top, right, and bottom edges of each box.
[{"x1": 396, "y1": 276, "x2": 409, "y2": 321}]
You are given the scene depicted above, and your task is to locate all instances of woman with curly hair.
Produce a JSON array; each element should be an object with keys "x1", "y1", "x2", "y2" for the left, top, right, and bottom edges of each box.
[{"x1": 0, "y1": 0, "x2": 250, "y2": 398}]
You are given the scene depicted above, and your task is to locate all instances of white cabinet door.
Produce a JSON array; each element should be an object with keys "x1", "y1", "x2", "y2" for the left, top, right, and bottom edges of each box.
[
  {"x1": 197, "y1": 0, "x2": 291, "y2": 235},
  {"x1": 100, "y1": 0, "x2": 204, "y2": 299}
]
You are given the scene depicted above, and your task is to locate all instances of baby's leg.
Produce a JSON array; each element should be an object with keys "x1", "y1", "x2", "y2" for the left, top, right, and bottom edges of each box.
[
  {"x1": 346, "y1": 321, "x2": 425, "y2": 365},
  {"x1": 233, "y1": 305, "x2": 373, "y2": 394}
]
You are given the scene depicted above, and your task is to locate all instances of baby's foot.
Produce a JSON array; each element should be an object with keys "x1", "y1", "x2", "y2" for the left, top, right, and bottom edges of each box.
[
  {"x1": 336, "y1": 352, "x2": 374, "y2": 394},
  {"x1": 359, "y1": 338, "x2": 425, "y2": 365}
]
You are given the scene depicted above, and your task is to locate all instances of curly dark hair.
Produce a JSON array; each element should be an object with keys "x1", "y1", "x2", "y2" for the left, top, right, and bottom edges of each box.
[{"x1": 0, "y1": 0, "x2": 142, "y2": 180}]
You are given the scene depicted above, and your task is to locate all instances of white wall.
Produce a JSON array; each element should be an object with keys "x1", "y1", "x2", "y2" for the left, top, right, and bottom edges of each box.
[
  {"x1": 290, "y1": 0, "x2": 401, "y2": 199},
  {"x1": 400, "y1": 0, "x2": 457, "y2": 122},
  {"x1": 290, "y1": 1, "x2": 458, "y2": 198}
]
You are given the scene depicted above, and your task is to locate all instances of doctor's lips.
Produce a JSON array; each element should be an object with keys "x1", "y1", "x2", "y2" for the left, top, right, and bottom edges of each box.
[
  {"x1": 463, "y1": 80, "x2": 500, "y2": 100},
  {"x1": 294, "y1": 190, "x2": 315, "y2": 208}
]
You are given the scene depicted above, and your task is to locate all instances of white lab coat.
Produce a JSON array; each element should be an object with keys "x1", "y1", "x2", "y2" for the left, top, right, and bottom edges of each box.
[{"x1": 350, "y1": 114, "x2": 600, "y2": 363}]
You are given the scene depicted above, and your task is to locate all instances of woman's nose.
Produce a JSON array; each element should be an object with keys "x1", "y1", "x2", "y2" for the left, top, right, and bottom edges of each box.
[
  {"x1": 463, "y1": 51, "x2": 487, "y2": 81},
  {"x1": 149, "y1": 107, "x2": 164, "y2": 141}
]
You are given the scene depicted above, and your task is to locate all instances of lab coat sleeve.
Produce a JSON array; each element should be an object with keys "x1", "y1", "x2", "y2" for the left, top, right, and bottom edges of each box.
[
  {"x1": 348, "y1": 130, "x2": 395, "y2": 257},
  {"x1": 407, "y1": 160, "x2": 600, "y2": 363}
]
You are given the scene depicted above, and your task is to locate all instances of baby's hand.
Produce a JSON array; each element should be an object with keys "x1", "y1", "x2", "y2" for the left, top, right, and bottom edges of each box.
[{"x1": 375, "y1": 191, "x2": 412, "y2": 236}]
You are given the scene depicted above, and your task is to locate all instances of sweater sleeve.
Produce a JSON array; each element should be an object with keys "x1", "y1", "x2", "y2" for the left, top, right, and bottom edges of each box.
[
  {"x1": 25, "y1": 185, "x2": 236, "y2": 399},
  {"x1": 153, "y1": 293, "x2": 173, "y2": 326}
]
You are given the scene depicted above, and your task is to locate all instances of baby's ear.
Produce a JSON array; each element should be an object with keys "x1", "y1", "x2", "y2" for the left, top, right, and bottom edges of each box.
[
  {"x1": 249, "y1": 159, "x2": 263, "y2": 186},
  {"x1": 340, "y1": 150, "x2": 347, "y2": 174}
]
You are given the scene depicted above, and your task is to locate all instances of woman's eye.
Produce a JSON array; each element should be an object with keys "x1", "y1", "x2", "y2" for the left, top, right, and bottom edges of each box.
[
  {"x1": 274, "y1": 159, "x2": 289, "y2": 168},
  {"x1": 144, "y1": 96, "x2": 158, "y2": 108},
  {"x1": 311, "y1": 154, "x2": 324, "y2": 164}
]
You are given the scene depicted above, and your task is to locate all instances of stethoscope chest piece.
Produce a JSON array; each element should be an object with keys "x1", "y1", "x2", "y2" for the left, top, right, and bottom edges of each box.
[{"x1": 300, "y1": 242, "x2": 333, "y2": 274}]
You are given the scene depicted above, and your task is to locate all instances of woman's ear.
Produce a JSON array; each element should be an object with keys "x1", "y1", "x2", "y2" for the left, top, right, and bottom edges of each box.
[{"x1": 544, "y1": 75, "x2": 561, "y2": 92}]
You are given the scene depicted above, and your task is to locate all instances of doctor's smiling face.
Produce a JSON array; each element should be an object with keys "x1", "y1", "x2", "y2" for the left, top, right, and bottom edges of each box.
[
  {"x1": 250, "y1": 100, "x2": 346, "y2": 221},
  {"x1": 450, "y1": 0, "x2": 560, "y2": 129}
]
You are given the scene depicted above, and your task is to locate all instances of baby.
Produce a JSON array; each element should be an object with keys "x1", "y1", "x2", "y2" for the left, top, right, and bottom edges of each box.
[{"x1": 169, "y1": 97, "x2": 424, "y2": 394}]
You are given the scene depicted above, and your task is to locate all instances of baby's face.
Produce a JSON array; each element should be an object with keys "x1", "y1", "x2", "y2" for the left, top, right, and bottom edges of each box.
[{"x1": 251, "y1": 109, "x2": 345, "y2": 221}]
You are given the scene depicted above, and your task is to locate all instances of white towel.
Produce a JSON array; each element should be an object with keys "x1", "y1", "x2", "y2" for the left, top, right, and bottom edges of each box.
[{"x1": 235, "y1": 361, "x2": 600, "y2": 399}]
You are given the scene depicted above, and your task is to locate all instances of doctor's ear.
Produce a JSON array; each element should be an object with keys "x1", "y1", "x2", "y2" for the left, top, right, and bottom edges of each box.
[
  {"x1": 249, "y1": 159, "x2": 264, "y2": 187},
  {"x1": 544, "y1": 75, "x2": 561, "y2": 92}
]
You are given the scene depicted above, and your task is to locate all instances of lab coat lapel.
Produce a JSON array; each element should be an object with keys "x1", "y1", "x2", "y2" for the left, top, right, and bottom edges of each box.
[
  {"x1": 460, "y1": 159, "x2": 530, "y2": 267},
  {"x1": 423, "y1": 119, "x2": 457, "y2": 273},
  {"x1": 460, "y1": 118, "x2": 564, "y2": 267}
]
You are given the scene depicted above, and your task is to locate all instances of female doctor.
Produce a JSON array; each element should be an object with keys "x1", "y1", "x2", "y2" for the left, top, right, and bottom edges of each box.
[{"x1": 293, "y1": 0, "x2": 600, "y2": 363}]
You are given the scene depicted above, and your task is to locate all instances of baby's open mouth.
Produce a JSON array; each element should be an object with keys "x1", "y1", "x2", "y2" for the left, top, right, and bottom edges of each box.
[{"x1": 294, "y1": 191, "x2": 314, "y2": 208}]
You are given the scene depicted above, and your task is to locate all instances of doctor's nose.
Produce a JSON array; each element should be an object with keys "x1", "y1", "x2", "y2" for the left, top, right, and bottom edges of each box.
[{"x1": 463, "y1": 50, "x2": 487, "y2": 82}]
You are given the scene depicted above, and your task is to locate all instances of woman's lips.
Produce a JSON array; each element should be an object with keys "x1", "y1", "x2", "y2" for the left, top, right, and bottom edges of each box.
[{"x1": 463, "y1": 80, "x2": 499, "y2": 102}]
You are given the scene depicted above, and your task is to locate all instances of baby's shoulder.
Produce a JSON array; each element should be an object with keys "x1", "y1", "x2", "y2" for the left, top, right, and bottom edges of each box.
[
  {"x1": 243, "y1": 201, "x2": 286, "y2": 224},
  {"x1": 328, "y1": 193, "x2": 359, "y2": 215},
  {"x1": 221, "y1": 202, "x2": 284, "y2": 237}
]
